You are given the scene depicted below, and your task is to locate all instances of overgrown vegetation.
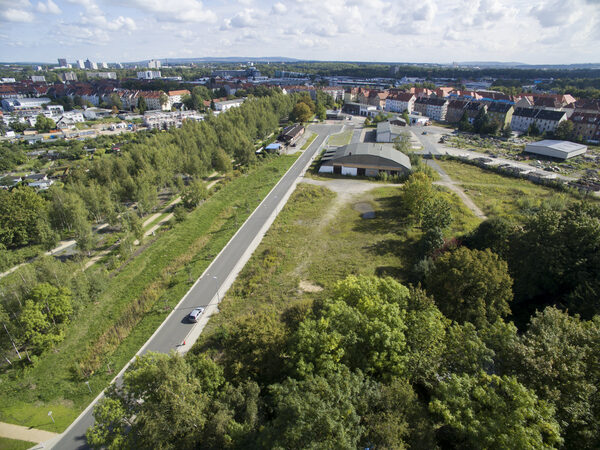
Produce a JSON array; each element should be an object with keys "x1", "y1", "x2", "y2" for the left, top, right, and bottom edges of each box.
[{"x1": 86, "y1": 164, "x2": 600, "y2": 449}]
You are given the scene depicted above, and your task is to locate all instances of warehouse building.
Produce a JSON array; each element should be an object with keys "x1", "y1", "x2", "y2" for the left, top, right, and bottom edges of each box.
[
  {"x1": 319, "y1": 143, "x2": 411, "y2": 177},
  {"x1": 524, "y1": 140, "x2": 587, "y2": 160}
]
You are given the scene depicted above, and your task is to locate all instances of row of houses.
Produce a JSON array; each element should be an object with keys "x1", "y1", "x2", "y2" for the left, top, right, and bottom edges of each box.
[{"x1": 339, "y1": 85, "x2": 600, "y2": 142}]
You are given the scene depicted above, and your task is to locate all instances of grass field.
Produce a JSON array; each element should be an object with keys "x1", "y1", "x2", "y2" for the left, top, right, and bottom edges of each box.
[
  {"x1": 198, "y1": 180, "x2": 479, "y2": 343},
  {"x1": 0, "y1": 437, "x2": 35, "y2": 450},
  {"x1": 0, "y1": 154, "x2": 299, "y2": 432},
  {"x1": 327, "y1": 129, "x2": 353, "y2": 147},
  {"x1": 301, "y1": 133, "x2": 317, "y2": 150},
  {"x1": 435, "y1": 158, "x2": 593, "y2": 219}
]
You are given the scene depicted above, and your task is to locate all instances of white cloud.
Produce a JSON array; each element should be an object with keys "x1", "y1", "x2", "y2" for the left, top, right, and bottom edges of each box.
[
  {"x1": 271, "y1": 2, "x2": 287, "y2": 14},
  {"x1": 530, "y1": 0, "x2": 583, "y2": 27},
  {"x1": 36, "y1": 0, "x2": 61, "y2": 14},
  {"x1": 412, "y1": 1, "x2": 436, "y2": 21},
  {"x1": 1, "y1": 8, "x2": 35, "y2": 22},
  {"x1": 119, "y1": 0, "x2": 216, "y2": 23},
  {"x1": 229, "y1": 9, "x2": 261, "y2": 28},
  {"x1": 0, "y1": 0, "x2": 34, "y2": 22}
]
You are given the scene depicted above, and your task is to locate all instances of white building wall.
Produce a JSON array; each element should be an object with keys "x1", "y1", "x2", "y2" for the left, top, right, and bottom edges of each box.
[{"x1": 341, "y1": 166, "x2": 358, "y2": 176}]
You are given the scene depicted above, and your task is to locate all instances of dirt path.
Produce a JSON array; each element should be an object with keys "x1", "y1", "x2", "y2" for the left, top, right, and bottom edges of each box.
[
  {"x1": 0, "y1": 421, "x2": 57, "y2": 444},
  {"x1": 299, "y1": 177, "x2": 400, "y2": 229},
  {"x1": 426, "y1": 159, "x2": 487, "y2": 220}
]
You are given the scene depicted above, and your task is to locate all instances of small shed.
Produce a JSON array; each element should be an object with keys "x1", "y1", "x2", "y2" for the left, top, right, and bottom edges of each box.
[
  {"x1": 376, "y1": 121, "x2": 408, "y2": 143},
  {"x1": 265, "y1": 143, "x2": 281, "y2": 153}
]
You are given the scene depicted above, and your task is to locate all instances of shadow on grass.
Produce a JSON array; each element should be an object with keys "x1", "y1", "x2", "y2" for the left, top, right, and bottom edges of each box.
[{"x1": 352, "y1": 194, "x2": 410, "y2": 235}]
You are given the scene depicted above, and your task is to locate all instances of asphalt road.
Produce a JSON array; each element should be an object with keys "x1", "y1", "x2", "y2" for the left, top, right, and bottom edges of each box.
[{"x1": 50, "y1": 123, "x2": 341, "y2": 450}]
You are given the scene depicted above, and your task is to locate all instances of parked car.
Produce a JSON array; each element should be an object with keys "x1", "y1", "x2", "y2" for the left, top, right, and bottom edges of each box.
[{"x1": 188, "y1": 307, "x2": 205, "y2": 322}]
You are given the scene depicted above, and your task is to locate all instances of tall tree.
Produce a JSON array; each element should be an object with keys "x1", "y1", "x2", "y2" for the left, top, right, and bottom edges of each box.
[
  {"x1": 430, "y1": 372, "x2": 562, "y2": 449},
  {"x1": 425, "y1": 247, "x2": 513, "y2": 328}
]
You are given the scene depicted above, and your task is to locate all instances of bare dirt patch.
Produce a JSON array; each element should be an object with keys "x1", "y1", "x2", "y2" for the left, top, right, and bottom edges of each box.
[{"x1": 299, "y1": 280, "x2": 324, "y2": 293}]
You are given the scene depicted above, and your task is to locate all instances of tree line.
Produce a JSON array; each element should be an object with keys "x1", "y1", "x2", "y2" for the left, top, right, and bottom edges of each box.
[{"x1": 0, "y1": 89, "x2": 295, "y2": 359}]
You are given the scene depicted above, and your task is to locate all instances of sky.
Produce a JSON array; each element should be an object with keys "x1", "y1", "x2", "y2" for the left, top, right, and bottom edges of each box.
[{"x1": 0, "y1": 0, "x2": 599, "y2": 64}]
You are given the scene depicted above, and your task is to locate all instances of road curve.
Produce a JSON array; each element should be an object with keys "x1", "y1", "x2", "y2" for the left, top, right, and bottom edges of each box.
[{"x1": 47, "y1": 123, "x2": 340, "y2": 450}]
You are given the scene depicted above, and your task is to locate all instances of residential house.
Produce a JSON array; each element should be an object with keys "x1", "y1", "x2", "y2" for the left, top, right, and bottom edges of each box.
[
  {"x1": 385, "y1": 92, "x2": 416, "y2": 113},
  {"x1": 143, "y1": 110, "x2": 204, "y2": 130},
  {"x1": 321, "y1": 86, "x2": 345, "y2": 102},
  {"x1": 434, "y1": 87, "x2": 454, "y2": 98},
  {"x1": 414, "y1": 97, "x2": 448, "y2": 121},
  {"x1": 445, "y1": 100, "x2": 470, "y2": 124},
  {"x1": 139, "y1": 91, "x2": 167, "y2": 111},
  {"x1": 25, "y1": 173, "x2": 54, "y2": 190},
  {"x1": 367, "y1": 90, "x2": 388, "y2": 108},
  {"x1": 212, "y1": 98, "x2": 245, "y2": 112},
  {"x1": 533, "y1": 109, "x2": 567, "y2": 134},
  {"x1": 510, "y1": 107, "x2": 567, "y2": 133},
  {"x1": 511, "y1": 107, "x2": 539, "y2": 132},
  {"x1": 569, "y1": 112, "x2": 600, "y2": 143},
  {"x1": 408, "y1": 87, "x2": 432, "y2": 98},
  {"x1": 344, "y1": 87, "x2": 359, "y2": 102},
  {"x1": 487, "y1": 103, "x2": 514, "y2": 128},
  {"x1": 168, "y1": 90, "x2": 191, "y2": 108},
  {"x1": 357, "y1": 89, "x2": 371, "y2": 105}
]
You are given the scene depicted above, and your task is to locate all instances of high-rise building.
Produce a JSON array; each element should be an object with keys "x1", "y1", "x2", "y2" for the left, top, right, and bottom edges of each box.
[
  {"x1": 77, "y1": 59, "x2": 85, "y2": 69},
  {"x1": 100, "y1": 62, "x2": 108, "y2": 69},
  {"x1": 84, "y1": 59, "x2": 98, "y2": 70},
  {"x1": 58, "y1": 58, "x2": 67, "y2": 67},
  {"x1": 148, "y1": 59, "x2": 161, "y2": 69},
  {"x1": 137, "y1": 70, "x2": 161, "y2": 80},
  {"x1": 60, "y1": 72, "x2": 78, "y2": 82},
  {"x1": 115, "y1": 63, "x2": 123, "y2": 69}
]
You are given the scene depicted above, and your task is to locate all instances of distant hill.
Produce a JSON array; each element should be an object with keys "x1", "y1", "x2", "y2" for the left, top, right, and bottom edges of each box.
[
  {"x1": 455, "y1": 61, "x2": 600, "y2": 69},
  {"x1": 137, "y1": 56, "x2": 302, "y2": 65}
]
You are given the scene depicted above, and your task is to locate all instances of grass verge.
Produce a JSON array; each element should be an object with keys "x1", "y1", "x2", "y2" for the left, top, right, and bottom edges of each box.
[
  {"x1": 301, "y1": 133, "x2": 317, "y2": 150},
  {"x1": 0, "y1": 437, "x2": 36, "y2": 450},
  {"x1": 0, "y1": 155, "x2": 299, "y2": 432}
]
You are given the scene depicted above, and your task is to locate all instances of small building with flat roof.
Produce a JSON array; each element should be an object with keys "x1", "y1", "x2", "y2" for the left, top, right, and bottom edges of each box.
[
  {"x1": 376, "y1": 120, "x2": 408, "y2": 143},
  {"x1": 319, "y1": 142, "x2": 411, "y2": 177},
  {"x1": 524, "y1": 140, "x2": 587, "y2": 160}
]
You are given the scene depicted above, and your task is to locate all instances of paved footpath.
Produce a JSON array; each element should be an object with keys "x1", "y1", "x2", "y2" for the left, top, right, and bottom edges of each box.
[{"x1": 0, "y1": 421, "x2": 57, "y2": 444}]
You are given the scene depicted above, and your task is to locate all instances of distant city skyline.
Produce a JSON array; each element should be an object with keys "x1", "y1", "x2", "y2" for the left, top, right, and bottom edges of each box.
[{"x1": 0, "y1": 0, "x2": 599, "y2": 64}]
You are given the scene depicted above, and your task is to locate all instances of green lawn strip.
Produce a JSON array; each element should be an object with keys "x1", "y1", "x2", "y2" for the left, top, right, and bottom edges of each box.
[
  {"x1": 198, "y1": 182, "x2": 479, "y2": 346},
  {"x1": 435, "y1": 159, "x2": 593, "y2": 219},
  {"x1": 0, "y1": 437, "x2": 36, "y2": 450},
  {"x1": 0, "y1": 155, "x2": 298, "y2": 432},
  {"x1": 327, "y1": 129, "x2": 353, "y2": 147},
  {"x1": 300, "y1": 133, "x2": 317, "y2": 150}
]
